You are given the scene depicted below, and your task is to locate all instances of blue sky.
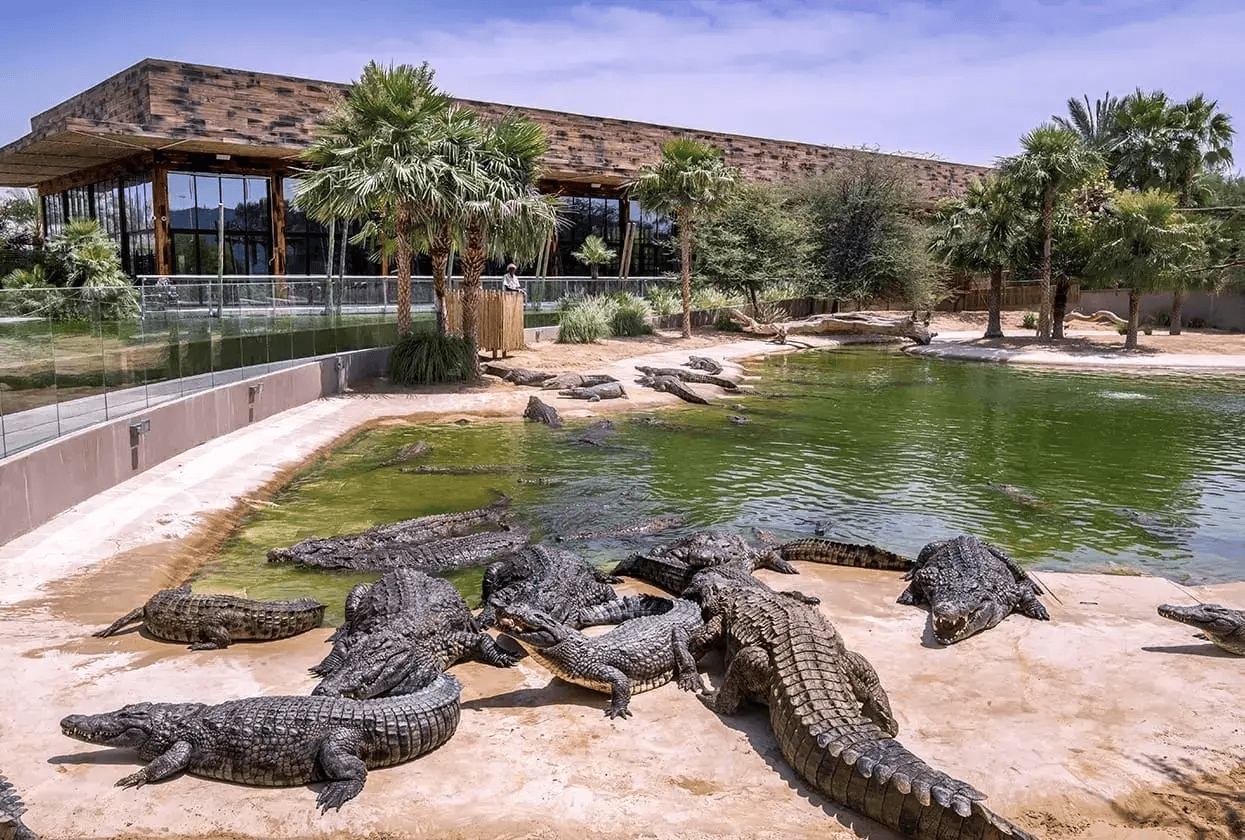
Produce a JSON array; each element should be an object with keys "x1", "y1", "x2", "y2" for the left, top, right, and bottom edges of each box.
[{"x1": 2, "y1": 0, "x2": 1243, "y2": 169}]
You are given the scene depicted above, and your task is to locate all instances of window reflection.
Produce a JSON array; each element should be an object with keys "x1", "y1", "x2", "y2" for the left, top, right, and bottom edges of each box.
[{"x1": 168, "y1": 172, "x2": 271, "y2": 275}]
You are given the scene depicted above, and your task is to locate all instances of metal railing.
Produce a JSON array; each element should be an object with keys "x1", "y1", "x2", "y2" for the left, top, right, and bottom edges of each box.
[{"x1": 0, "y1": 275, "x2": 674, "y2": 458}]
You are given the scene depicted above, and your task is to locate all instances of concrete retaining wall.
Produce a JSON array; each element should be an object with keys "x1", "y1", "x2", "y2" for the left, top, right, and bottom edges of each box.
[
  {"x1": 1077, "y1": 290, "x2": 1245, "y2": 331},
  {"x1": 0, "y1": 347, "x2": 390, "y2": 546}
]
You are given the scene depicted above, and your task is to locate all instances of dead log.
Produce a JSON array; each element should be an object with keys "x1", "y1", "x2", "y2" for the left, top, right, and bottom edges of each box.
[
  {"x1": 730, "y1": 310, "x2": 933, "y2": 345},
  {"x1": 1064, "y1": 309, "x2": 1127, "y2": 327}
]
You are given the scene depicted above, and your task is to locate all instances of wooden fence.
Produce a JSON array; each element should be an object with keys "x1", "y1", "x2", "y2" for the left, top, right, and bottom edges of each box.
[{"x1": 445, "y1": 289, "x2": 526, "y2": 356}]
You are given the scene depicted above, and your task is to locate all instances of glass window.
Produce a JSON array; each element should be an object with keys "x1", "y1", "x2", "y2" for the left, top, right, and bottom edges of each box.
[{"x1": 168, "y1": 172, "x2": 271, "y2": 276}]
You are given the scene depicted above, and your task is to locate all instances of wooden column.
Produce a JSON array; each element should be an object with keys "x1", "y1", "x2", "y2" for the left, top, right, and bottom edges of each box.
[
  {"x1": 151, "y1": 161, "x2": 172, "y2": 277},
  {"x1": 271, "y1": 174, "x2": 287, "y2": 277}
]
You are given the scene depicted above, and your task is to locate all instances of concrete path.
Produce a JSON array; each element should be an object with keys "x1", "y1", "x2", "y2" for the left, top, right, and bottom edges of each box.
[{"x1": 909, "y1": 330, "x2": 1245, "y2": 371}]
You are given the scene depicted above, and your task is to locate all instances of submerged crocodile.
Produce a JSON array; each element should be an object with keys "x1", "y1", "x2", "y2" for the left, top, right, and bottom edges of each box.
[
  {"x1": 898, "y1": 536, "x2": 1049, "y2": 645},
  {"x1": 779, "y1": 538, "x2": 912, "y2": 571},
  {"x1": 94, "y1": 586, "x2": 325, "y2": 649},
  {"x1": 270, "y1": 527, "x2": 530, "y2": 572},
  {"x1": 265, "y1": 497, "x2": 511, "y2": 566},
  {"x1": 497, "y1": 595, "x2": 703, "y2": 718},
  {"x1": 690, "y1": 583, "x2": 1038, "y2": 840},
  {"x1": 0, "y1": 774, "x2": 36, "y2": 840},
  {"x1": 523, "y1": 396, "x2": 563, "y2": 428},
  {"x1": 478, "y1": 544, "x2": 620, "y2": 629},
  {"x1": 60, "y1": 675, "x2": 461, "y2": 813},
  {"x1": 1157, "y1": 603, "x2": 1245, "y2": 655},
  {"x1": 312, "y1": 569, "x2": 517, "y2": 698},
  {"x1": 557, "y1": 515, "x2": 685, "y2": 542}
]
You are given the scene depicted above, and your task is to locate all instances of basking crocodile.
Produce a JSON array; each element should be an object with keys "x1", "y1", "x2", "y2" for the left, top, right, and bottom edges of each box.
[
  {"x1": 312, "y1": 569, "x2": 517, "y2": 698},
  {"x1": 779, "y1": 538, "x2": 912, "y2": 572},
  {"x1": 497, "y1": 595, "x2": 703, "y2": 719},
  {"x1": 558, "y1": 382, "x2": 627, "y2": 401},
  {"x1": 637, "y1": 374, "x2": 710, "y2": 405},
  {"x1": 540, "y1": 372, "x2": 618, "y2": 391},
  {"x1": 0, "y1": 774, "x2": 36, "y2": 840},
  {"x1": 684, "y1": 355, "x2": 724, "y2": 375},
  {"x1": 270, "y1": 527, "x2": 529, "y2": 573},
  {"x1": 690, "y1": 583, "x2": 1038, "y2": 840},
  {"x1": 60, "y1": 674, "x2": 461, "y2": 813},
  {"x1": 898, "y1": 536, "x2": 1049, "y2": 645},
  {"x1": 635, "y1": 365, "x2": 739, "y2": 391},
  {"x1": 94, "y1": 586, "x2": 325, "y2": 650},
  {"x1": 479, "y1": 544, "x2": 619, "y2": 629},
  {"x1": 523, "y1": 395, "x2": 563, "y2": 427},
  {"x1": 1157, "y1": 603, "x2": 1245, "y2": 655},
  {"x1": 265, "y1": 496, "x2": 511, "y2": 565},
  {"x1": 482, "y1": 364, "x2": 555, "y2": 387},
  {"x1": 612, "y1": 531, "x2": 800, "y2": 596}
]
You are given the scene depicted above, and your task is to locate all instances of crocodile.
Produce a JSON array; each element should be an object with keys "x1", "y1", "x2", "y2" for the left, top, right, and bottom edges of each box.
[
  {"x1": 0, "y1": 774, "x2": 36, "y2": 840},
  {"x1": 496, "y1": 595, "x2": 703, "y2": 718},
  {"x1": 558, "y1": 382, "x2": 627, "y2": 401},
  {"x1": 540, "y1": 372, "x2": 618, "y2": 391},
  {"x1": 523, "y1": 395, "x2": 563, "y2": 427},
  {"x1": 779, "y1": 538, "x2": 912, "y2": 572},
  {"x1": 94, "y1": 586, "x2": 325, "y2": 650},
  {"x1": 634, "y1": 365, "x2": 740, "y2": 391},
  {"x1": 60, "y1": 674, "x2": 461, "y2": 814},
  {"x1": 568, "y1": 419, "x2": 617, "y2": 446},
  {"x1": 898, "y1": 536, "x2": 1049, "y2": 645},
  {"x1": 684, "y1": 355, "x2": 724, "y2": 375},
  {"x1": 482, "y1": 364, "x2": 555, "y2": 386},
  {"x1": 377, "y1": 439, "x2": 431, "y2": 467},
  {"x1": 690, "y1": 583, "x2": 1038, "y2": 840},
  {"x1": 637, "y1": 374, "x2": 710, "y2": 405},
  {"x1": 478, "y1": 544, "x2": 619, "y2": 629},
  {"x1": 311, "y1": 569, "x2": 517, "y2": 698},
  {"x1": 556, "y1": 515, "x2": 685, "y2": 542},
  {"x1": 1157, "y1": 603, "x2": 1245, "y2": 655},
  {"x1": 400, "y1": 464, "x2": 523, "y2": 475},
  {"x1": 612, "y1": 531, "x2": 798, "y2": 596},
  {"x1": 265, "y1": 496, "x2": 511, "y2": 565},
  {"x1": 270, "y1": 527, "x2": 530, "y2": 573}
]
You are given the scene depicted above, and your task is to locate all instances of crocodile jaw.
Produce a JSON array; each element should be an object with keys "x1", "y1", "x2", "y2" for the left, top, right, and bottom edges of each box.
[
  {"x1": 932, "y1": 600, "x2": 1007, "y2": 645},
  {"x1": 61, "y1": 713, "x2": 152, "y2": 748}
]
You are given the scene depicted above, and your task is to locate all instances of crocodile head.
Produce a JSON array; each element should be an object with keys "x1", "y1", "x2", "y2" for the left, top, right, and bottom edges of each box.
[
  {"x1": 930, "y1": 598, "x2": 1009, "y2": 646},
  {"x1": 494, "y1": 603, "x2": 571, "y2": 650},
  {"x1": 61, "y1": 702, "x2": 206, "y2": 756},
  {"x1": 1158, "y1": 603, "x2": 1245, "y2": 654},
  {"x1": 312, "y1": 633, "x2": 424, "y2": 699}
]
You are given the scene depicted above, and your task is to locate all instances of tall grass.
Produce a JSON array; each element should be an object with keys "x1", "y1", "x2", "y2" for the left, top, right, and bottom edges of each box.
[{"x1": 389, "y1": 330, "x2": 474, "y2": 385}]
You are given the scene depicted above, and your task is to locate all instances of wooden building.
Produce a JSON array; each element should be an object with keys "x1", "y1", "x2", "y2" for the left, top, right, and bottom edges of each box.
[{"x1": 0, "y1": 59, "x2": 990, "y2": 279}]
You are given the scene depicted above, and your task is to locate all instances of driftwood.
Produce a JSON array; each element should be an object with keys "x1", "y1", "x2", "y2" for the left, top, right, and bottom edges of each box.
[
  {"x1": 730, "y1": 310, "x2": 933, "y2": 345},
  {"x1": 1064, "y1": 309, "x2": 1127, "y2": 327}
]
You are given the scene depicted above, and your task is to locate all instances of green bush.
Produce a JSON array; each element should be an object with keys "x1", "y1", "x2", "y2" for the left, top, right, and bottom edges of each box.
[
  {"x1": 557, "y1": 295, "x2": 614, "y2": 343},
  {"x1": 611, "y1": 306, "x2": 651, "y2": 337},
  {"x1": 646, "y1": 286, "x2": 681, "y2": 316},
  {"x1": 1021, "y1": 312, "x2": 1039, "y2": 331},
  {"x1": 388, "y1": 330, "x2": 474, "y2": 385},
  {"x1": 691, "y1": 287, "x2": 745, "y2": 311},
  {"x1": 715, "y1": 313, "x2": 743, "y2": 331}
]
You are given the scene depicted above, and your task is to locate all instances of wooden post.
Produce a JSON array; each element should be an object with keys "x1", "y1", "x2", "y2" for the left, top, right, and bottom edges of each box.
[
  {"x1": 271, "y1": 174, "x2": 287, "y2": 281},
  {"x1": 619, "y1": 222, "x2": 635, "y2": 280},
  {"x1": 151, "y1": 162, "x2": 172, "y2": 277}
]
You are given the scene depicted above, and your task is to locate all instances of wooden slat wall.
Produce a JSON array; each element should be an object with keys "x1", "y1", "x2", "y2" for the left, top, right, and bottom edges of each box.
[{"x1": 445, "y1": 290, "x2": 525, "y2": 353}]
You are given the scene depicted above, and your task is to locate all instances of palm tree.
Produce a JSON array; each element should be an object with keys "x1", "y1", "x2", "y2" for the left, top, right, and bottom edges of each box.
[
  {"x1": 1108, "y1": 89, "x2": 1174, "y2": 194},
  {"x1": 296, "y1": 61, "x2": 479, "y2": 335},
  {"x1": 630, "y1": 138, "x2": 740, "y2": 337},
  {"x1": 1085, "y1": 190, "x2": 1204, "y2": 349},
  {"x1": 928, "y1": 174, "x2": 1032, "y2": 338},
  {"x1": 1000, "y1": 125, "x2": 1101, "y2": 340},
  {"x1": 571, "y1": 234, "x2": 615, "y2": 279},
  {"x1": 1053, "y1": 93, "x2": 1121, "y2": 151},
  {"x1": 457, "y1": 114, "x2": 559, "y2": 360}
]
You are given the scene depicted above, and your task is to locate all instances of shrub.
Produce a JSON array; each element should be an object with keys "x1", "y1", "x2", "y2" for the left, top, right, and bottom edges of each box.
[
  {"x1": 611, "y1": 305, "x2": 651, "y2": 337},
  {"x1": 759, "y1": 281, "x2": 802, "y2": 302},
  {"x1": 646, "y1": 286, "x2": 680, "y2": 317},
  {"x1": 558, "y1": 295, "x2": 614, "y2": 343},
  {"x1": 0, "y1": 265, "x2": 68, "y2": 317},
  {"x1": 388, "y1": 330, "x2": 474, "y2": 385},
  {"x1": 1021, "y1": 312, "x2": 1038, "y2": 331},
  {"x1": 715, "y1": 312, "x2": 743, "y2": 331},
  {"x1": 691, "y1": 287, "x2": 745, "y2": 311},
  {"x1": 1115, "y1": 322, "x2": 1129, "y2": 335}
]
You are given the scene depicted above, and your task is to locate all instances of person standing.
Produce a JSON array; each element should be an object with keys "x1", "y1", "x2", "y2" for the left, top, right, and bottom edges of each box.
[{"x1": 501, "y1": 263, "x2": 524, "y2": 297}]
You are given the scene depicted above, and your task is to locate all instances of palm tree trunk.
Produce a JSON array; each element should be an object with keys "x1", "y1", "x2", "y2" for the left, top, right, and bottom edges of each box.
[
  {"x1": 430, "y1": 222, "x2": 452, "y2": 336},
  {"x1": 1052, "y1": 279, "x2": 1069, "y2": 340},
  {"x1": 461, "y1": 219, "x2": 487, "y2": 367},
  {"x1": 1038, "y1": 189, "x2": 1054, "y2": 340},
  {"x1": 1125, "y1": 288, "x2": 1141, "y2": 351},
  {"x1": 678, "y1": 206, "x2": 694, "y2": 339},
  {"x1": 1170, "y1": 289, "x2": 1183, "y2": 335},
  {"x1": 985, "y1": 267, "x2": 1004, "y2": 338},
  {"x1": 395, "y1": 204, "x2": 413, "y2": 335}
]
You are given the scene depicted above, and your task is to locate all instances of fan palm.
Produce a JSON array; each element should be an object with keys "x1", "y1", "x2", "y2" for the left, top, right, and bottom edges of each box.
[
  {"x1": 1000, "y1": 125, "x2": 1101, "y2": 339},
  {"x1": 929, "y1": 174, "x2": 1032, "y2": 338},
  {"x1": 629, "y1": 138, "x2": 740, "y2": 337},
  {"x1": 1053, "y1": 93, "x2": 1121, "y2": 152}
]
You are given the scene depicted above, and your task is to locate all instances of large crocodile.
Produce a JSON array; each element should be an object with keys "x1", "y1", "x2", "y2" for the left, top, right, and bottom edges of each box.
[
  {"x1": 612, "y1": 531, "x2": 803, "y2": 597},
  {"x1": 312, "y1": 569, "x2": 517, "y2": 698},
  {"x1": 0, "y1": 774, "x2": 36, "y2": 840},
  {"x1": 60, "y1": 674, "x2": 461, "y2": 813},
  {"x1": 523, "y1": 395, "x2": 563, "y2": 427},
  {"x1": 779, "y1": 538, "x2": 912, "y2": 572},
  {"x1": 269, "y1": 527, "x2": 530, "y2": 572},
  {"x1": 497, "y1": 595, "x2": 703, "y2": 719},
  {"x1": 1157, "y1": 603, "x2": 1245, "y2": 655},
  {"x1": 94, "y1": 586, "x2": 325, "y2": 649},
  {"x1": 689, "y1": 582, "x2": 1038, "y2": 840},
  {"x1": 558, "y1": 382, "x2": 627, "y2": 401},
  {"x1": 634, "y1": 365, "x2": 740, "y2": 391},
  {"x1": 265, "y1": 496, "x2": 511, "y2": 566},
  {"x1": 898, "y1": 536, "x2": 1049, "y2": 645},
  {"x1": 636, "y1": 374, "x2": 710, "y2": 405},
  {"x1": 478, "y1": 544, "x2": 619, "y2": 629}
]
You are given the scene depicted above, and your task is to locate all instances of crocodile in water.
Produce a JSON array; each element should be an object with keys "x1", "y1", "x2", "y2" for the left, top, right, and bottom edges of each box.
[
  {"x1": 1157, "y1": 603, "x2": 1245, "y2": 655},
  {"x1": 897, "y1": 536, "x2": 1049, "y2": 645},
  {"x1": 497, "y1": 595, "x2": 703, "y2": 718},
  {"x1": 270, "y1": 527, "x2": 529, "y2": 573},
  {"x1": 60, "y1": 674, "x2": 461, "y2": 814},
  {"x1": 94, "y1": 585, "x2": 325, "y2": 650}
]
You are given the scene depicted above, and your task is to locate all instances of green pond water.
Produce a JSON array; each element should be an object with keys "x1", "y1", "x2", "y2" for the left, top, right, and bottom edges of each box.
[{"x1": 194, "y1": 346, "x2": 1245, "y2": 623}]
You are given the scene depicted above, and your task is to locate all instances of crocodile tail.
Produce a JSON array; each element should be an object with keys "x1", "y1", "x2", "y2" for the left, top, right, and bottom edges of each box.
[
  {"x1": 779, "y1": 539, "x2": 911, "y2": 572},
  {"x1": 577, "y1": 595, "x2": 671, "y2": 627},
  {"x1": 783, "y1": 727, "x2": 1036, "y2": 840},
  {"x1": 93, "y1": 606, "x2": 146, "y2": 638}
]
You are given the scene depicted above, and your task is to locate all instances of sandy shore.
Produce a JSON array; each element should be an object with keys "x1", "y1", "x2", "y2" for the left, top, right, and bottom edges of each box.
[{"x1": 1, "y1": 316, "x2": 1243, "y2": 840}]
